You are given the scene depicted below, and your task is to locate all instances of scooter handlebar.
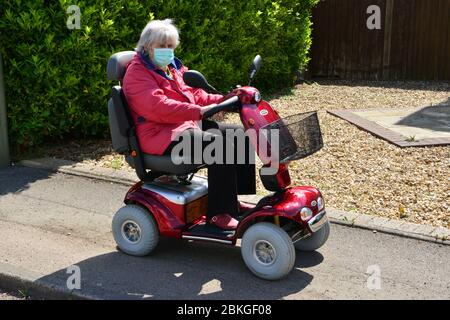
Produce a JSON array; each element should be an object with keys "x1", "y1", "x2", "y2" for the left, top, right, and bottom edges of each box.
[{"x1": 202, "y1": 96, "x2": 240, "y2": 118}]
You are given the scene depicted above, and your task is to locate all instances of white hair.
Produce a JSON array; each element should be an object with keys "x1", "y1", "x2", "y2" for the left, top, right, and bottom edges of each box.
[{"x1": 135, "y1": 19, "x2": 180, "y2": 53}]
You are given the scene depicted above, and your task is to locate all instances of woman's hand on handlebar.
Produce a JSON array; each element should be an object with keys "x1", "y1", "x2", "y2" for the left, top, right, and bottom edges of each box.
[
  {"x1": 201, "y1": 96, "x2": 240, "y2": 118},
  {"x1": 200, "y1": 104, "x2": 217, "y2": 116},
  {"x1": 222, "y1": 89, "x2": 239, "y2": 102}
]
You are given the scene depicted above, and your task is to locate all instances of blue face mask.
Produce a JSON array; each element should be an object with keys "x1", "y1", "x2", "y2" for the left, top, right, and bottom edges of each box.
[{"x1": 152, "y1": 48, "x2": 174, "y2": 68}]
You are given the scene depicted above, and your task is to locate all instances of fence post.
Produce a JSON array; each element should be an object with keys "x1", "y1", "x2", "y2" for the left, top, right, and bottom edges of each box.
[
  {"x1": 0, "y1": 53, "x2": 10, "y2": 168},
  {"x1": 382, "y1": 0, "x2": 394, "y2": 80}
]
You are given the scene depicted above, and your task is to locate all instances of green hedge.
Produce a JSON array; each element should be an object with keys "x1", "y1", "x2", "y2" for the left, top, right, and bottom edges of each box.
[{"x1": 0, "y1": 0, "x2": 317, "y2": 150}]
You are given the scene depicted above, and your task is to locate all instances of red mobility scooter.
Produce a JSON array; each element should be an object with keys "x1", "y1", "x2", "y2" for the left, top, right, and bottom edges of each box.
[{"x1": 107, "y1": 51, "x2": 329, "y2": 280}]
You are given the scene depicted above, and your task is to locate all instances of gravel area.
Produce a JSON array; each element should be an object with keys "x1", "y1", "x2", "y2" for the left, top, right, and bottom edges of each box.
[
  {"x1": 23, "y1": 81, "x2": 450, "y2": 228},
  {"x1": 264, "y1": 81, "x2": 449, "y2": 229}
]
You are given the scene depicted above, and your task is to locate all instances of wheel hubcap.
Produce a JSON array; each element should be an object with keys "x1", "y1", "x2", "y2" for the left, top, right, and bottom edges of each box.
[
  {"x1": 121, "y1": 220, "x2": 142, "y2": 244},
  {"x1": 253, "y1": 240, "x2": 277, "y2": 265}
]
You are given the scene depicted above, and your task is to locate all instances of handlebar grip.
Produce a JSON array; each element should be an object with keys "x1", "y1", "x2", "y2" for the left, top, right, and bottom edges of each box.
[{"x1": 202, "y1": 96, "x2": 240, "y2": 118}]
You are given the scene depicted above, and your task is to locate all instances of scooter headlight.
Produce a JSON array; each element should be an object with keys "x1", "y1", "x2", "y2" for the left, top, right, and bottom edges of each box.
[
  {"x1": 317, "y1": 196, "x2": 324, "y2": 211},
  {"x1": 254, "y1": 91, "x2": 261, "y2": 103},
  {"x1": 300, "y1": 207, "x2": 313, "y2": 221}
]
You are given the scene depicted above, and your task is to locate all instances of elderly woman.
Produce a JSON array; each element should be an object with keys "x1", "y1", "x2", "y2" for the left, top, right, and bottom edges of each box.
[{"x1": 123, "y1": 19, "x2": 255, "y2": 230}]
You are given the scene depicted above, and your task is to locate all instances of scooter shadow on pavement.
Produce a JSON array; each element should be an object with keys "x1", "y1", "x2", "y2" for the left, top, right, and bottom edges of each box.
[
  {"x1": 37, "y1": 238, "x2": 324, "y2": 300},
  {"x1": 0, "y1": 165, "x2": 54, "y2": 196}
]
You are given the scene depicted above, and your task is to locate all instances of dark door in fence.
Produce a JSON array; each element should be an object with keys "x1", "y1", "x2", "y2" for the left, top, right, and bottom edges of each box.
[{"x1": 309, "y1": 0, "x2": 450, "y2": 80}]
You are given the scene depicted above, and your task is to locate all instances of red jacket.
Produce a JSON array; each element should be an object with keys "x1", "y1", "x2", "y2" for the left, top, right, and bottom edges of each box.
[{"x1": 122, "y1": 52, "x2": 223, "y2": 155}]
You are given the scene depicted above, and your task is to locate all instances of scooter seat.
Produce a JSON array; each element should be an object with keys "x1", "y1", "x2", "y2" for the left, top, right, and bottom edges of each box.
[{"x1": 126, "y1": 154, "x2": 205, "y2": 175}]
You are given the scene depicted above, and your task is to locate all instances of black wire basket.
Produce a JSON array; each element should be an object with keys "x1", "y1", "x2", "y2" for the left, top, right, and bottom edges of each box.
[{"x1": 260, "y1": 111, "x2": 323, "y2": 163}]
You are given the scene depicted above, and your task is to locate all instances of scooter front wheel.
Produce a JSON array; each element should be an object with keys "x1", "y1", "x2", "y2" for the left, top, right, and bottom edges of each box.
[
  {"x1": 241, "y1": 222, "x2": 296, "y2": 280},
  {"x1": 112, "y1": 204, "x2": 159, "y2": 256},
  {"x1": 294, "y1": 221, "x2": 330, "y2": 252}
]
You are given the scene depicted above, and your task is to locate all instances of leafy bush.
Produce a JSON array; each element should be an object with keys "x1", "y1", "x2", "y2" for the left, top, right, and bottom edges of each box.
[{"x1": 0, "y1": 0, "x2": 317, "y2": 150}]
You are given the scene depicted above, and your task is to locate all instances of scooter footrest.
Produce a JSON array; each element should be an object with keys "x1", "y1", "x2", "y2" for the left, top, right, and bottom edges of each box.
[{"x1": 186, "y1": 223, "x2": 235, "y2": 237}]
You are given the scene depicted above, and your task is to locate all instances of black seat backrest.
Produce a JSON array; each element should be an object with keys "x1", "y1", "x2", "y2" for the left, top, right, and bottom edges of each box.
[
  {"x1": 106, "y1": 51, "x2": 136, "y2": 154},
  {"x1": 107, "y1": 51, "x2": 159, "y2": 181},
  {"x1": 107, "y1": 51, "x2": 136, "y2": 82},
  {"x1": 108, "y1": 86, "x2": 133, "y2": 153}
]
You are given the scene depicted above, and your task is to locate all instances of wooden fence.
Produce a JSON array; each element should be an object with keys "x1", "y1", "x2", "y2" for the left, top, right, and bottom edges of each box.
[{"x1": 309, "y1": 0, "x2": 450, "y2": 80}]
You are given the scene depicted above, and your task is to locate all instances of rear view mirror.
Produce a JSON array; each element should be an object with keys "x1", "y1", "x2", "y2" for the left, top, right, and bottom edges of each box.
[
  {"x1": 183, "y1": 70, "x2": 221, "y2": 94},
  {"x1": 248, "y1": 55, "x2": 262, "y2": 85}
]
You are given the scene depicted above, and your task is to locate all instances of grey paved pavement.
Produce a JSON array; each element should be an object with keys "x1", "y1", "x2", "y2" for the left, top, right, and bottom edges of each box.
[{"x1": 0, "y1": 166, "x2": 449, "y2": 299}]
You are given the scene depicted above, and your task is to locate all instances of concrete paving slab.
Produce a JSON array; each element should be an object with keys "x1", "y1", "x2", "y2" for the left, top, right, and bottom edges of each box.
[{"x1": 328, "y1": 105, "x2": 450, "y2": 147}]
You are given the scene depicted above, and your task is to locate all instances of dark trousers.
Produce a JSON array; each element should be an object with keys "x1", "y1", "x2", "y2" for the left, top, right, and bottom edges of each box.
[{"x1": 164, "y1": 120, "x2": 256, "y2": 218}]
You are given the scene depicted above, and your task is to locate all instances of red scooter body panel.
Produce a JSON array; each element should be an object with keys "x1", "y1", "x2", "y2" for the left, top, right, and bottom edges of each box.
[
  {"x1": 240, "y1": 100, "x2": 280, "y2": 134},
  {"x1": 239, "y1": 95, "x2": 292, "y2": 190},
  {"x1": 125, "y1": 182, "x2": 184, "y2": 238},
  {"x1": 272, "y1": 186, "x2": 322, "y2": 216},
  {"x1": 236, "y1": 186, "x2": 323, "y2": 237},
  {"x1": 227, "y1": 86, "x2": 280, "y2": 134}
]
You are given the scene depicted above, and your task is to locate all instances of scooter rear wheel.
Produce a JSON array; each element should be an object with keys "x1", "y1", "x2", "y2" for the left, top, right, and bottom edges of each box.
[
  {"x1": 112, "y1": 204, "x2": 159, "y2": 256},
  {"x1": 241, "y1": 222, "x2": 296, "y2": 280}
]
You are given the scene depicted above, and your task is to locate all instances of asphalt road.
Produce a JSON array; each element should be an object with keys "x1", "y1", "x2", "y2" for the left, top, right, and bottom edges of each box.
[{"x1": 0, "y1": 166, "x2": 449, "y2": 299}]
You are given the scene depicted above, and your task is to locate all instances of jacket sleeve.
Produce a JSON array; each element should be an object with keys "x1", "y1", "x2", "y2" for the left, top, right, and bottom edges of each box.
[
  {"x1": 192, "y1": 88, "x2": 224, "y2": 106},
  {"x1": 123, "y1": 66, "x2": 202, "y2": 124}
]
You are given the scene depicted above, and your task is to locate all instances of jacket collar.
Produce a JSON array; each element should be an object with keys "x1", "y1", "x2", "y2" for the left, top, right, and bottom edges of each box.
[{"x1": 138, "y1": 50, "x2": 183, "y2": 80}]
